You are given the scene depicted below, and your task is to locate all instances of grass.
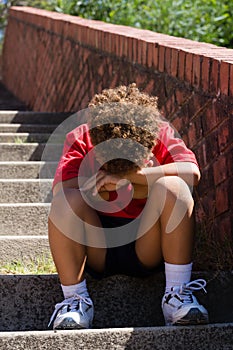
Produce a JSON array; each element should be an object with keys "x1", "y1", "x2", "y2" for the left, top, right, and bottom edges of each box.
[
  {"x1": 0, "y1": 254, "x2": 57, "y2": 275},
  {"x1": 1, "y1": 234, "x2": 232, "y2": 275}
]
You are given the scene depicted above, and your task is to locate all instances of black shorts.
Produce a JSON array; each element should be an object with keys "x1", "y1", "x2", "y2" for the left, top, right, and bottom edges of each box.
[{"x1": 85, "y1": 215, "x2": 164, "y2": 279}]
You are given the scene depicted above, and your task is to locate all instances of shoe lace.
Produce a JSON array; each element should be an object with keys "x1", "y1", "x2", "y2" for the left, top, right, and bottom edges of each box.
[
  {"x1": 48, "y1": 294, "x2": 92, "y2": 328},
  {"x1": 172, "y1": 279, "x2": 207, "y2": 304}
]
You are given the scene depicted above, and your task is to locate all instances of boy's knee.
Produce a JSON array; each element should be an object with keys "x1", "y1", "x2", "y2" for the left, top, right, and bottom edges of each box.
[
  {"x1": 50, "y1": 187, "x2": 85, "y2": 218},
  {"x1": 152, "y1": 176, "x2": 194, "y2": 207}
]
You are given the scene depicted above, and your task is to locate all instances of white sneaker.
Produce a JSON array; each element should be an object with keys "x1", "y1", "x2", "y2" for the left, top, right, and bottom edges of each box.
[
  {"x1": 162, "y1": 279, "x2": 209, "y2": 326},
  {"x1": 48, "y1": 294, "x2": 94, "y2": 330}
]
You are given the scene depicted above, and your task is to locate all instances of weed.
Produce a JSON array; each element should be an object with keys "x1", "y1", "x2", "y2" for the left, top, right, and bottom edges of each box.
[{"x1": 0, "y1": 254, "x2": 57, "y2": 275}]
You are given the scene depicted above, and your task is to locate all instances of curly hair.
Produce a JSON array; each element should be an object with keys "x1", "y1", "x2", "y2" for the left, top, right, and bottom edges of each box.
[{"x1": 88, "y1": 83, "x2": 161, "y2": 174}]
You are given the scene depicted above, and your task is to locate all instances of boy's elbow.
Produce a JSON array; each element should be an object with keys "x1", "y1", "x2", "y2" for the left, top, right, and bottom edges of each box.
[{"x1": 192, "y1": 165, "x2": 201, "y2": 186}]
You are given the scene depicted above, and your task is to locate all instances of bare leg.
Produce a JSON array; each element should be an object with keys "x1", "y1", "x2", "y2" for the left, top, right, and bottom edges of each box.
[
  {"x1": 135, "y1": 176, "x2": 194, "y2": 268},
  {"x1": 48, "y1": 188, "x2": 106, "y2": 286}
]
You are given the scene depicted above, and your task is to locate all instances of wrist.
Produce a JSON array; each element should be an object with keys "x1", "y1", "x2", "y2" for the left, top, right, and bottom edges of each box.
[{"x1": 125, "y1": 169, "x2": 147, "y2": 186}]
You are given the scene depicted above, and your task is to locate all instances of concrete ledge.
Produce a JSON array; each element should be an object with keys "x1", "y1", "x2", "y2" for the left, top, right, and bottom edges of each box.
[
  {"x1": 0, "y1": 236, "x2": 50, "y2": 263},
  {"x1": 0, "y1": 124, "x2": 58, "y2": 133},
  {"x1": 0, "y1": 324, "x2": 233, "y2": 350},
  {"x1": 0, "y1": 111, "x2": 72, "y2": 124},
  {"x1": 0, "y1": 144, "x2": 63, "y2": 161},
  {"x1": 0, "y1": 179, "x2": 52, "y2": 203},
  {"x1": 0, "y1": 161, "x2": 57, "y2": 179},
  {"x1": 0, "y1": 132, "x2": 51, "y2": 143},
  {"x1": 0, "y1": 272, "x2": 232, "y2": 331},
  {"x1": 0, "y1": 203, "x2": 50, "y2": 235}
]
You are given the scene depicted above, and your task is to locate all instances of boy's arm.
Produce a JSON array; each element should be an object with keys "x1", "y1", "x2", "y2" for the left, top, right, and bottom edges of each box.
[
  {"x1": 53, "y1": 177, "x2": 87, "y2": 196},
  {"x1": 53, "y1": 176, "x2": 113, "y2": 200},
  {"x1": 126, "y1": 162, "x2": 201, "y2": 188},
  {"x1": 81, "y1": 161, "x2": 200, "y2": 199}
]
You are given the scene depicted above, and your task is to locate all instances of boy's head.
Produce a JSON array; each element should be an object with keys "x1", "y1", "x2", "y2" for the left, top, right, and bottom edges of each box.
[{"x1": 88, "y1": 83, "x2": 161, "y2": 174}]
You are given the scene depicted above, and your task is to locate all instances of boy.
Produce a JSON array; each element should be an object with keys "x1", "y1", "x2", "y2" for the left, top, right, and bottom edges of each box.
[{"x1": 48, "y1": 83, "x2": 209, "y2": 329}]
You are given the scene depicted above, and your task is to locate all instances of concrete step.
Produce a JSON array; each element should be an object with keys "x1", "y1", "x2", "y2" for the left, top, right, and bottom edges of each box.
[
  {"x1": 0, "y1": 111, "x2": 72, "y2": 125},
  {"x1": 0, "y1": 161, "x2": 57, "y2": 179},
  {"x1": 0, "y1": 132, "x2": 52, "y2": 143},
  {"x1": 0, "y1": 123, "x2": 59, "y2": 133},
  {"x1": 0, "y1": 143, "x2": 63, "y2": 161},
  {"x1": 0, "y1": 179, "x2": 52, "y2": 203},
  {"x1": 0, "y1": 235, "x2": 50, "y2": 263},
  {"x1": 0, "y1": 324, "x2": 232, "y2": 350},
  {"x1": 0, "y1": 203, "x2": 50, "y2": 235},
  {"x1": 0, "y1": 272, "x2": 232, "y2": 332}
]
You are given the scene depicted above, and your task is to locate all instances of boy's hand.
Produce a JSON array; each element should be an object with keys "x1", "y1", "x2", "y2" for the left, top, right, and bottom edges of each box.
[{"x1": 80, "y1": 170, "x2": 130, "y2": 196}]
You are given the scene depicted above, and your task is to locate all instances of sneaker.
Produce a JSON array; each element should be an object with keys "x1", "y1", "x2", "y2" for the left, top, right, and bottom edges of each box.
[
  {"x1": 162, "y1": 279, "x2": 209, "y2": 326},
  {"x1": 48, "y1": 294, "x2": 94, "y2": 330}
]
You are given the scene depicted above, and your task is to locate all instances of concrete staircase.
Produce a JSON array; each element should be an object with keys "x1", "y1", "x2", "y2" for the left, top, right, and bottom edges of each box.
[{"x1": 0, "y1": 110, "x2": 232, "y2": 349}]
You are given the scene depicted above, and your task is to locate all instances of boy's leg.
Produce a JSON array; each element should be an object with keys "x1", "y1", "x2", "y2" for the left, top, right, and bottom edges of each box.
[
  {"x1": 135, "y1": 176, "x2": 208, "y2": 326},
  {"x1": 48, "y1": 188, "x2": 106, "y2": 329},
  {"x1": 135, "y1": 176, "x2": 194, "y2": 267},
  {"x1": 49, "y1": 188, "x2": 106, "y2": 284}
]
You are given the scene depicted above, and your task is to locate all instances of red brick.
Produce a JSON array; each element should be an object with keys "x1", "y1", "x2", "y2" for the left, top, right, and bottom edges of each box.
[
  {"x1": 213, "y1": 155, "x2": 228, "y2": 185},
  {"x1": 144, "y1": 79, "x2": 155, "y2": 94},
  {"x1": 218, "y1": 119, "x2": 232, "y2": 151},
  {"x1": 220, "y1": 61, "x2": 230, "y2": 96},
  {"x1": 147, "y1": 42, "x2": 153, "y2": 68},
  {"x1": 187, "y1": 122, "x2": 197, "y2": 148},
  {"x1": 203, "y1": 104, "x2": 218, "y2": 134},
  {"x1": 115, "y1": 34, "x2": 121, "y2": 57},
  {"x1": 201, "y1": 56, "x2": 210, "y2": 92},
  {"x1": 136, "y1": 39, "x2": 144, "y2": 65},
  {"x1": 230, "y1": 64, "x2": 233, "y2": 96},
  {"x1": 165, "y1": 47, "x2": 171, "y2": 75},
  {"x1": 185, "y1": 52, "x2": 193, "y2": 84},
  {"x1": 158, "y1": 45, "x2": 165, "y2": 72},
  {"x1": 152, "y1": 44, "x2": 159, "y2": 69},
  {"x1": 201, "y1": 190, "x2": 216, "y2": 218},
  {"x1": 192, "y1": 54, "x2": 201, "y2": 88},
  {"x1": 132, "y1": 37, "x2": 138, "y2": 63},
  {"x1": 209, "y1": 59, "x2": 220, "y2": 94},
  {"x1": 141, "y1": 40, "x2": 147, "y2": 66},
  {"x1": 215, "y1": 215, "x2": 232, "y2": 241},
  {"x1": 178, "y1": 50, "x2": 185, "y2": 80},
  {"x1": 127, "y1": 37, "x2": 133, "y2": 62},
  {"x1": 171, "y1": 49, "x2": 178, "y2": 78},
  {"x1": 216, "y1": 181, "x2": 229, "y2": 214}
]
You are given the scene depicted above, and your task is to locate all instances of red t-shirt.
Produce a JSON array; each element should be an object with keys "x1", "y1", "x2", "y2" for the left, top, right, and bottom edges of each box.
[{"x1": 53, "y1": 121, "x2": 198, "y2": 218}]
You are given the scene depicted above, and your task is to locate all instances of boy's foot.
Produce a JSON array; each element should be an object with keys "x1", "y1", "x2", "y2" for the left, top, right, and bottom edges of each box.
[
  {"x1": 162, "y1": 279, "x2": 209, "y2": 326},
  {"x1": 48, "y1": 294, "x2": 94, "y2": 330}
]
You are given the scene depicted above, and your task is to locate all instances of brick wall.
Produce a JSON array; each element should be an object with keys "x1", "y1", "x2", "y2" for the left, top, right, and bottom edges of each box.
[{"x1": 2, "y1": 7, "x2": 233, "y2": 249}]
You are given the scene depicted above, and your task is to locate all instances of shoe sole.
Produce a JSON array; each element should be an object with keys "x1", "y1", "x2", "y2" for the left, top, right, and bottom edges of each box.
[
  {"x1": 54, "y1": 317, "x2": 89, "y2": 330},
  {"x1": 173, "y1": 308, "x2": 209, "y2": 326}
]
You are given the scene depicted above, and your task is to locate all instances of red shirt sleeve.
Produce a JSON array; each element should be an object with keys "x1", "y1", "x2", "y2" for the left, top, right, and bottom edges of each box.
[
  {"x1": 53, "y1": 124, "x2": 94, "y2": 189},
  {"x1": 152, "y1": 121, "x2": 199, "y2": 166}
]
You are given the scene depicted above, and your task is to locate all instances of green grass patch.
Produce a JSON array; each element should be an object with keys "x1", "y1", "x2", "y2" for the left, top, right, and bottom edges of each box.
[{"x1": 0, "y1": 254, "x2": 57, "y2": 275}]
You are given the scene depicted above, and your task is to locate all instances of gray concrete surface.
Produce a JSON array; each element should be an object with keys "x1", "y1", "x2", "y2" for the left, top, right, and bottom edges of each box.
[
  {"x1": 0, "y1": 235, "x2": 50, "y2": 263},
  {"x1": 0, "y1": 87, "x2": 232, "y2": 348},
  {"x1": 0, "y1": 272, "x2": 232, "y2": 332},
  {"x1": 0, "y1": 143, "x2": 63, "y2": 161},
  {"x1": 0, "y1": 203, "x2": 50, "y2": 235},
  {"x1": 0, "y1": 179, "x2": 52, "y2": 203},
  {"x1": 0, "y1": 124, "x2": 58, "y2": 133},
  {"x1": 0, "y1": 111, "x2": 72, "y2": 124},
  {"x1": 0, "y1": 161, "x2": 57, "y2": 179},
  {"x1": 0, "y1": 324, "x2": 232, "y2": 350},
  {"x1": 0, "y1": 132, "x2": 51, "y2": 143}
]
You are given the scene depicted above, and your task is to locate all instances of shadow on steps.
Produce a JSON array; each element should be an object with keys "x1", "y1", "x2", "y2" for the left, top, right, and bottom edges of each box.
[{"x1": 0, "y1": 271, "x2": 232, "y2": 332}]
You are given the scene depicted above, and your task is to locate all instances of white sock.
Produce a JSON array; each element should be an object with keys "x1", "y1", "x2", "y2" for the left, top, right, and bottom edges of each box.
[
  {"x1": 165, "y1": 262, "x2": 193, "y2": 293},
  {"x1": 61, "y1": 279, "x2": 90, "y2": 299}
]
